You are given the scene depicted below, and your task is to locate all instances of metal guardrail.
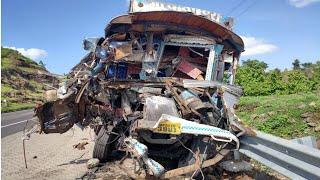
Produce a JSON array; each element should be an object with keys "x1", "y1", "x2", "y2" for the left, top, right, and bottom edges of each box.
[{"x1": 239, "y1": 131, "x2": 320, "y2": 180}]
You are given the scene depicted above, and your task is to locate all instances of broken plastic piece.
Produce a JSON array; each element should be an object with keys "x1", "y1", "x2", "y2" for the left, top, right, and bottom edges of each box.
[
  {"x1": 153, "y1": 114, "x2": 240, "y2": 149},
  {"x1": 124, "y1": 137, "x2": 165, "y2": 177}
]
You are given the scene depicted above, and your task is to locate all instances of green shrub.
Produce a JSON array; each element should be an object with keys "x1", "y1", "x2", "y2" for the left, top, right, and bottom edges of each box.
[
  {"x1": 285, "y1": 70, "x2": 314, "y2": 94},
  {"x1": 236, "y1": 59, "x2": 319, "y2": 96}
]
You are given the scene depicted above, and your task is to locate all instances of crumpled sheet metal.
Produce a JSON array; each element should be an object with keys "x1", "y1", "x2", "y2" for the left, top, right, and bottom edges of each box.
[
  {"x1": 182, "y1": 79, "x2": 243, "y2": 97},
  {"x1": 152, "y1": 114, "x2": 240, "y2": 149},
  {"x1": 35, "y1": 94, "x2": 79, "y2": 134}
]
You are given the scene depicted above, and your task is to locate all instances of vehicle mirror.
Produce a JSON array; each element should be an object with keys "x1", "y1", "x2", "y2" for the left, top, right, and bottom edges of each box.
[{"x1": 83, "y1": 38, "x2": 100, "y2": 51}]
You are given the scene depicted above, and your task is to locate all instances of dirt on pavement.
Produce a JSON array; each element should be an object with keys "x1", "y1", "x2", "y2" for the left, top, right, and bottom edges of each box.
[{"x1": 1, "y1": 126, "x2": 94, "y2": 180}]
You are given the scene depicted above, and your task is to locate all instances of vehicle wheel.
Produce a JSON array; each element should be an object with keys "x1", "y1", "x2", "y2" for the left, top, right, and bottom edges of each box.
[{"x1": 93, "y1": 126, "x2": 118, "y2": 162}]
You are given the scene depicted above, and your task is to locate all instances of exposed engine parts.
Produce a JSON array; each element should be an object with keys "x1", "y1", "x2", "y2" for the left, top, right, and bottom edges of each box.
[{"x1": 34, "y1": 0, "x2": 252, "y2": 178}]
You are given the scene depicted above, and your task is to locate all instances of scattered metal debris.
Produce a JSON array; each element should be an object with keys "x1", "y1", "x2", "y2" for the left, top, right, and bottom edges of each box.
[
  {"x1": 73, "y1": 141, "x2": 89, "y2": 150},
  {"x1": 34, "y1": 0, "x2": 255, "y2": 178}
]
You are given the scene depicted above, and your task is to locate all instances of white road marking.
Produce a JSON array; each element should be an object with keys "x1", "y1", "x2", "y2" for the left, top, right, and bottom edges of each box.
[{"x1": 1, "y1": 118, "x2": 38, "y2": 128}]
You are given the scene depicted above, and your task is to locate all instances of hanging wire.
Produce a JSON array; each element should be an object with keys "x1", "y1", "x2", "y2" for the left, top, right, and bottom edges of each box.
[
  {"x1": 226, "y1": 0, "x2": 247, "y2": 16},
  {"x1": 235, "y1": 0, "x2": 258, "y2": 18},
  {"x1": 22, "y1": 116, "x2": 40, "y2": 169},
  {"x1": 178, "y1": 139, "x2": 205, "y2": 180}
]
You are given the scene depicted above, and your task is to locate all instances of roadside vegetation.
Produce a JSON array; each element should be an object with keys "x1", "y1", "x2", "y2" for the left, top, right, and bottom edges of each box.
[
  {"x1": 235, "y1": 59, "x2": 320, "y2": 96},
  {"x1": 235, "y1": 59, "x2": 320, "y2": 138},
  {"x1": 237, "y1": 92, "x2": 320, "y2": 138},
  {"x1": 1, "y1": 47, "x2": 58, "y2": 113}
]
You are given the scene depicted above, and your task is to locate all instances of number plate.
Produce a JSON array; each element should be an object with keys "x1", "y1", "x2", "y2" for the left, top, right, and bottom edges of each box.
[{"x1": 154, "y1": 121, "x2": 181, "y2": 135}]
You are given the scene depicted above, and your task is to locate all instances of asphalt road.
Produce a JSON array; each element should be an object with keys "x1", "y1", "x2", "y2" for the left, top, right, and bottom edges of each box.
[{"x1": 1, "y1": 109, "x2": 37, "y2": 138}]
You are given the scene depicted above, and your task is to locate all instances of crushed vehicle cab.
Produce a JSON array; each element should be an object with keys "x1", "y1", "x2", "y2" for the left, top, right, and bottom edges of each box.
[{"x1": 35, "y1": 0, "x2": 250, "y2": 178}]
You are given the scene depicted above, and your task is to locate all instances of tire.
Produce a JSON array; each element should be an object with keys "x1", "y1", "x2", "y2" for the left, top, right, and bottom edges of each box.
[
  {"x1": 93, "y1": 126, "x2": 117, "y2": 162},
  {"x1": 93, "y1": 125, "x2": 102, "y2": 135}
]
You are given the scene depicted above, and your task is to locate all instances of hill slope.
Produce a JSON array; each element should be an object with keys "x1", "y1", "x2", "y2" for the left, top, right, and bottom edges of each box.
[
  {"x1": 1, "y1": 47, "x2": 58, "y2": 112},
  {"x1": 236, "y1": 92, "x2": 320, "y2": 139}
]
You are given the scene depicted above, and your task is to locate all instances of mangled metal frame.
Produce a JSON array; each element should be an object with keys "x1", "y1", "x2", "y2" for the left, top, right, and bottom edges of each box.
[{"x1": 34, "y1": 0, "x2": 251, "y2": 178}]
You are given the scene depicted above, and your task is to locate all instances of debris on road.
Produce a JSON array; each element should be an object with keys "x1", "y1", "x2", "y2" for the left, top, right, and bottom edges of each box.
[
  {"x1": 87, "y1": 158, "x2": 100, "y2": 169},
  {"x1": 73, "y1": 141, "x2": 89, "y2": 150},
  {"x1": 33, "y1": 0, "x2": 257, "y2": 178}
]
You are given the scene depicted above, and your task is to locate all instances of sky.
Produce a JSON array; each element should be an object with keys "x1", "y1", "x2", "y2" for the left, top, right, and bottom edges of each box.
[{"x1": 2, "y1": 0, "x2": 320, "y2": 74}]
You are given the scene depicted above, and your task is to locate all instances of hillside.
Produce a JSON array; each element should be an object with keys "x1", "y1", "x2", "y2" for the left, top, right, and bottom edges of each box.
[
  {"x1": 236, "y1": 92, "x2": 320, "y2": 139},
  {"x1": 1, "y1": 47, "x2": 59, "y2": 112}
]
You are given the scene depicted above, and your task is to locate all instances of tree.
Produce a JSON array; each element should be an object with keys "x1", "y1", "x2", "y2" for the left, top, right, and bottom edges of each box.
[
  {"x1": 310, "y1": 61, "x2": 320, "y2": 90},
  {"x1": 301, "y1": 62, "x2": 313, "y2": 69},
  {"x1": 274, "y1": 68, "x2": 281, "y2": 74},
  {"x1": 236, "y1": 59, "x2": 317, "y2": 96},
  {"x1": 39, "y1": 60, "x2": 46, "y2": 68},
  {"x1": 235, "y1": 60, "x2": 269, "y2": 96},
  {"x1": 266, "y1": 69, "x2": 286, "y2": 94},
  {"x1": 300, "y1": 62, "x2": 313, "y2": 79},
  {"x1": 292, "y1": 59, "x2": 300, "y2": 70},
  {"x1": 286, "y1": 70, "x2": 313, "y2": 93},
  {"x1": 242, "y1": 59, "x2": 268, "y2": 70}
]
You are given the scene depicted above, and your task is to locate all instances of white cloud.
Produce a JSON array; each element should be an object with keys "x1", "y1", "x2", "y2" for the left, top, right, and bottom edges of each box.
[
  {"x1": 288, "y1": 0, "x2": 320, "y2": 8},
  {"x1": 240, "y1": 36, "x2": 278, "y2": 56},
  {"x1": 4, "y1": 46, "x2": 47, "y2": 60}
]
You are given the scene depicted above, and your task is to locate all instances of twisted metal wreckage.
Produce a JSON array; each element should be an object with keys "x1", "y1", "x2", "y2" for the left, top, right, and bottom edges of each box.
[{"x1": 33, "y1": 0, "x2": 256, "y2": 178}]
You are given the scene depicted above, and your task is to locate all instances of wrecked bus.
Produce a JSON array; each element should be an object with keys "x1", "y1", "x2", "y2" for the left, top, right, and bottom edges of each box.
[{"x1": 35, "y1": 0, "x2": 250, "y2": 178}]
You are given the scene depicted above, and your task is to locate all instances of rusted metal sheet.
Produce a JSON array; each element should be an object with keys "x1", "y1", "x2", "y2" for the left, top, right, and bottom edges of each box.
[
  {"x1": 177, "y1": 59, "x2": 203, "y2": 79},
  {"x1": 114, "y1": 43, "x2": 132, "y2": 60},
  {"x1": 105, "y1": 12, "x2": 244, "y2": 51}
]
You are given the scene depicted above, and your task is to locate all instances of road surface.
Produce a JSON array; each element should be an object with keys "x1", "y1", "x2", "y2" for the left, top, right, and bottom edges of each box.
[
  {"x1": 1, "y1": 109, "x2": 37, "y2": 138},
  {"x1": 1, "y1": 109, "x2": 95, "y2": 180}
]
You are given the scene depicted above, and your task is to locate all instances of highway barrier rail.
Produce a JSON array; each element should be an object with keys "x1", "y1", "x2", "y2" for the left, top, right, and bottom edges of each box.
[{"x1": 239, "y1": 131, "x2": 320, "y2": 180}]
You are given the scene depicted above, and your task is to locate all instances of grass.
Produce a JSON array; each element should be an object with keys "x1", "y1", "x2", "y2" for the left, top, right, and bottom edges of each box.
[
  {"x1": 1, "y1": 102, "x2": 34, "y2": 113},
  {"x1": 1, "y1": 47, "x2": 50, "y2": 113},
  {"x1": 236, "y1": 91, "x2": 320, "y2": 138},
  {"x1": 237, "y1": 92, "x2": 320, "y2": 177},
  {"x1": 1, "y1": 47, "x2": 45, "y2": 71},
  {"x1": 1, "y1": 57, "x2": 12, "y2": 69},
  {"x1": 1, "y1": 85, "x2": 18, "y2": 94},
  {"x1": 28, "y1": 80, "x2": 44, "y2": 92},
  {"x1": 18, "y1": 65, "x2": 45, "y2": 74},
  {"x1": 1, "y1": 84, "x2": 44, "y2": 113},
  {"x1": 18, "y1": 66, "x2": 38, "y2": 73}
]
